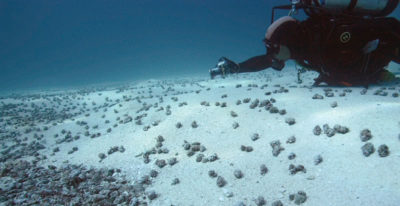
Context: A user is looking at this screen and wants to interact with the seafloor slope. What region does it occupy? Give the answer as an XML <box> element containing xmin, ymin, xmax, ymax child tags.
<box><xmin>0</xmin><ymin>66</ymin><xmax>399</xmax><ymax>206</ymax></box>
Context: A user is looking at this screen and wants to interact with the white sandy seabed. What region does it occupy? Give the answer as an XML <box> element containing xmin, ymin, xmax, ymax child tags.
<box><xmin>1</xmin><ymin>63</ymin><xmax>400</xmax><ymax>206</ymax></box>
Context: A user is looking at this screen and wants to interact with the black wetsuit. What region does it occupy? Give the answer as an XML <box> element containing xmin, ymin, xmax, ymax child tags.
<box><xmin>237</xmin><ymin>16</ymin><xmax>400</xmax><ymax>86</ymax></box>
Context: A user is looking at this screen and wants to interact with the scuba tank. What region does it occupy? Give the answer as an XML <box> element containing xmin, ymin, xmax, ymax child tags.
<box><xmin>271</xmin><ymin>0</ymin><xmax>399</xmax><ymax>23</ymax></box>
<box><xmin>302</xmin><ymin>0</ymin><xmax>399</xmax><ymax>17</ymax></box>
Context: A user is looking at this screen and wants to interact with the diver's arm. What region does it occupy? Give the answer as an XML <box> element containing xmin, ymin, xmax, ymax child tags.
<box><xmin>374</xmin><ymin>17</ymin><xmax>400</xmax><ymax>41</ymax></box>
<box><xmin>373</xmin><ymin>17</ymin><xmax>400</xmax><ymax>63</ymax></box>
<box><xmin>210</xmin><ymin>55</ymin><xmax>285</xmax><ymax>79</ymax></box>
<box><xmin>384</xmin><ymin>18</ymin><xmax>400</xmax><ymax>63</ymax></box>
<box><xmin>238</xmin><ymin>55</ymin><xmax>272</xmax><ymax>73</ymax></box>
<box><xmin>238</xmin><ymin>54</ymin><xmax>284</xmax><ymax>73</ymax></box>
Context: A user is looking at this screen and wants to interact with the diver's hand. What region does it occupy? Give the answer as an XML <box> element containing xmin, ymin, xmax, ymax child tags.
<box><xmin>209</xmin><ymin>66</ymin><xmax>222</xmax><ymax>79</ymax></box>
<box><xmin>209</xmin><ymin>57</ymin><xmax>240</xmax><ymax>79</ymax></box>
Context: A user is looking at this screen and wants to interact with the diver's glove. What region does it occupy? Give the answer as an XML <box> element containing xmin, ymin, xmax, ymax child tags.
<box><xmin>271</xmin><ymin>59</ymin><xmax>285</xmax><ymax>71</ymax></box>
<box><xmin>209</xmin><ymin>57</ymin><xmax>240</xmax><ymax>79</ymax></box>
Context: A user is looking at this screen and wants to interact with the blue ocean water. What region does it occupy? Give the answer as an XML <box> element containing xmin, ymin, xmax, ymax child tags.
<box><xmin>1</xmin><ymin>0</ymin><xmax>399</xmax><ymax>92</ymax></box>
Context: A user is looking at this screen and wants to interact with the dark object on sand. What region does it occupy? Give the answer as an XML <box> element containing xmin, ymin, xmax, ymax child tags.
<box><xmin>314</xmin><ymin>155</ymin><xmax>323</xmax><ymax>165</ymax></box>
<box><xmin>361</xmin><ymin>143</ymin><xmax>375</xmax><ymax>157</ymax></box>
<box><xmin>208</xmin><ymin>170</ymin><xmax>218</xmax><ymax>178</ymax></box>
<box><xmin>360</xmin><ymin>129</ymin><xmax>373</xmax><ymax>142</ymax></box>
<box><xmin>285</xmin><ymin>117</ymin><xmax>296</xmax><ymax>125</ymax></box>
<box><xmin>289</xmin><ymin>191</ymin><xmax>307</xmax><ymax>205</ymax></box>
<box><xmin>378</xmin><ymin>144</ymin><xmax>390</xmax><ymax>157</ymax></box>
<box><xmin>234</xmin><ymin>169</ymin><xmax>244</xmax><ymax>179</ymax></box>
<box><xmin>260</xmin><ymin>164</ymin><xmax>269</xmax><ymax>175</ymax></box>
<box><xmin>313</xmin><ymin>125</ymin><xmax>322</xmax><ymax>136</ymax></box>
<box><xmin>288</xmin><ymin>153</ymin><xmax>296</xmax><ymax>160</ymax></box>
<box><xmin>216</xmin><ymin>176</ymin><xmax>227</xmax><ymax>187</ymax></box>
<box><xmin>270</xmin><ymin>140</ymin><xmax>285</xmax><ymax>156</ymax></box>
<box><xmin>289</xmin><ymin>164</ymin><xmax>306</xmax><ymax>175</ymax></box>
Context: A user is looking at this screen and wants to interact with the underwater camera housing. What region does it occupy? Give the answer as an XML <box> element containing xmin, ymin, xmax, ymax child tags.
<box><xmin>271</xmin><ymin>0</ymin><xmax>399</xmax><ymax>23</ymax></box>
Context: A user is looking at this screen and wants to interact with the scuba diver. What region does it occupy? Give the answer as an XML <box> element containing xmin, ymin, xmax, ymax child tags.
<box><xmin>209</xmin><ymin>0</ymin><xmax>400</xmax><ymax>86</ymax></box>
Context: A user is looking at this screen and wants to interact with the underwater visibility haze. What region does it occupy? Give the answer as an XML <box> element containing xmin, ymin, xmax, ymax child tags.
<box><xmin>2</xmin><ymin>0</ymin><xmax>400</xmax><ymax>92</ymax></box>
<box><xmin>1</xmin><ymin>0</ymin><xmax>290</xmax><ymax>92</ymax></box>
